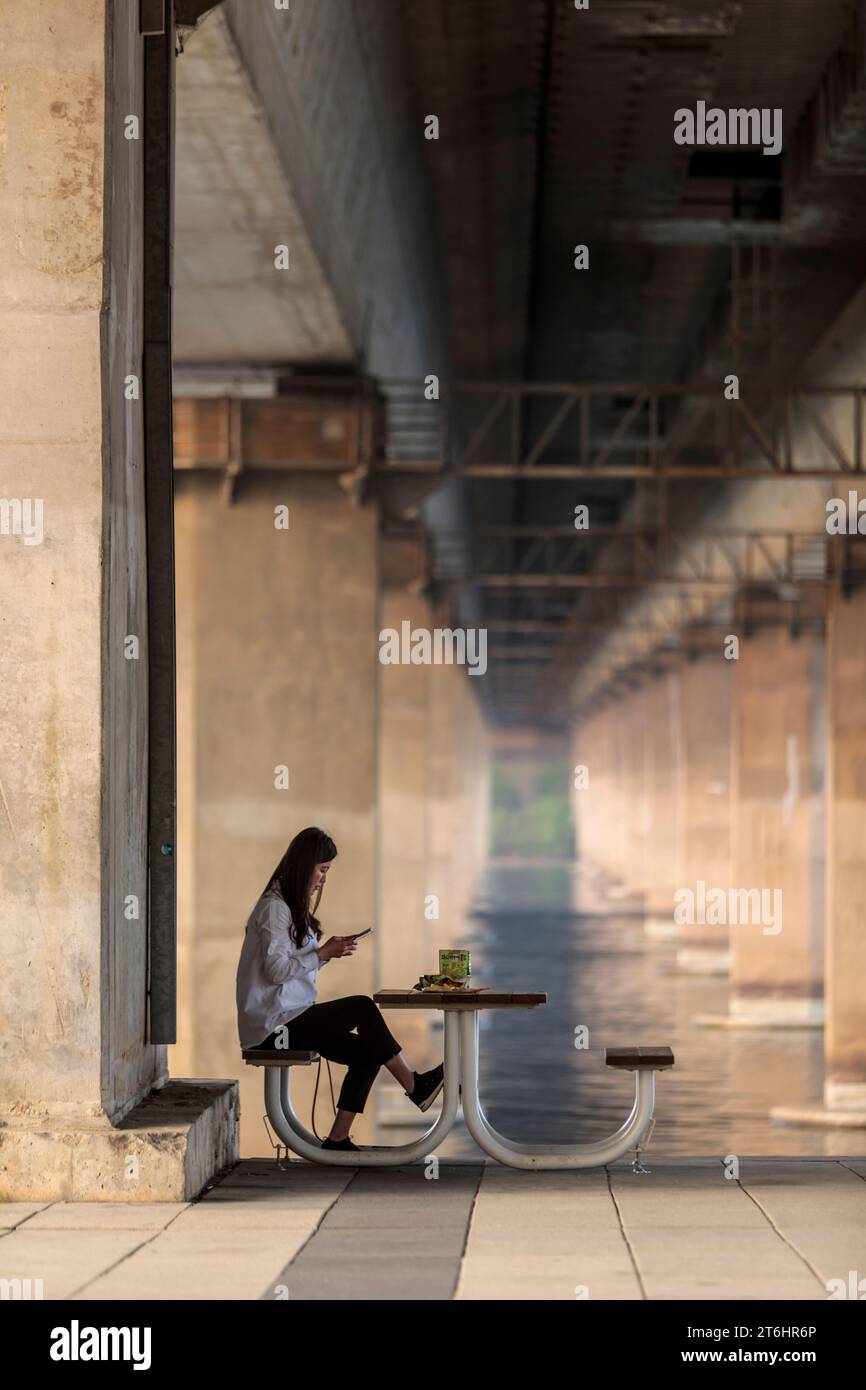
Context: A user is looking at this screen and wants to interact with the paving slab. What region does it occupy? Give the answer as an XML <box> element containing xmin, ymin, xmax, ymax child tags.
<box><xmin>69</xmin><ymin>1167</ymin><xmax>350</xmax><ymax>1300</ymax></box>
<box><xmin>736</xmin><ymin>1160</ymin><xmax>866</xmax><ymax>1289</ymax></box>
<box><xmin>274</xmin><ymin>1164</ymin><xmax>481</xmax><ymax>1299</ymax></box>
<box><xmin>457</xmin><ymin>1163</ymin><xmax>639</xmax><ymax>1301</ymax></box>
<box><xmin>610</xmin><ymin>1164</ymin><xmax>770</xmax><ymax>1228</ymax></box>
<box><xmin>0</xmin><ymin>1228</ymin><xmax>151</xmax><ymax>1300</ymax></box>
<box><xmin>612</xmin><ymin>1160</ymin><xmax>829</xmax><ymax>1299</ymax></box>
<box><xmin>76</xmin><ymin>1228</ymin><xmax>317</xmax><ymax>1301</ymax></box>
<box><xmin>629</xmin><ymin>1219</ymin><xmax>822</xmax><ymax>1299</ymax></box>
<box><xmin>275</xmin><ymin>1255</ymin><xmax>461</xmax><ymax>1300</ymax></box>
<box><xmin>296</xmin><ymin>1223</ymin><xmax>468</xmax><ymax>1259</ymax></box>
<box><xmin>203</xmin><ymin>1174</ymin><xmax>351</xmax><ymax>1204</ymax></box>
<box><xmin>24</xmin><ymin>1203</ymin><xmax>185</xmax><ymax>1232</ymax></box>
<box><xmin>458</xmin><ymin>1253</ymin><xmax>641</xmax><ymax>1301</ymax></box>
<box><xmin>176</xmin><ymin>1200</ymin><xmax>337</xmax><ymax>1230</ymax></box>
<box><xmin>0</xmin><ymin>1202</ymin><xmax>51</xmax><ymax>1230</ymax></box>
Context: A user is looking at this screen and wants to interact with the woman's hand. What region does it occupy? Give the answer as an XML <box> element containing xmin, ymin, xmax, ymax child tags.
<box><xmin>318</xmin><ymin>935</ymin><xmax>358</xmax><ymax>962</ymax></box>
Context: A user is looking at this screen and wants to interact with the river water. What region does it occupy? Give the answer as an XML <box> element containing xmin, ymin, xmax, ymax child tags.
<box><xmin>422</xmin><ymin>862</ymin><xmax>865</xmax><ymax>1159</ymax></box>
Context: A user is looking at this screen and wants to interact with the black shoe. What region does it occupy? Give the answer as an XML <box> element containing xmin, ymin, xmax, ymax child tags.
<box><xmin>321</xmin><ymin>1136</ymin><xmax>360</xmax><ymax>1151</ymax></box>
<box><xmin>409</xmin><ymin>1063</ymin><xmax>444</xmax><ymax>1112</ymax></box>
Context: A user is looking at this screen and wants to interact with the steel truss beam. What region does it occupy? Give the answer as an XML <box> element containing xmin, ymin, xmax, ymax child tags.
<box><xmin>459</xmin><ymin>527</ymin><xmax>830</xmax><ymax>589</ymax></box>
<box><xmin>388</xmin><ymin>381</ymin><xmax>866</xmax><ymax>479</ymax></box>
<box><xmin>174</xmin><ymin>384</ymin><xmax>866</xmax><ymax>483</ymax></box>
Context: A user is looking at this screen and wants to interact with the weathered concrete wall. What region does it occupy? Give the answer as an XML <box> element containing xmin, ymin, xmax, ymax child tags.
<box><xmin>0</xmin><ymin>0</ymin><xmax>160</xmax><ymax>1127</ymax></box>
<box><xmin>172</xmin><ymin>473</ymin><xmax>379</xmax><ymax>1152</ymax></box>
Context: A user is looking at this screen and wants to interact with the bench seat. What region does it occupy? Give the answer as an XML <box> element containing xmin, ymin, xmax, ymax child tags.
<box><xmin>604</xmin><ymin>1046</ymin><xmax>675</xmax><ymax>1070</ymax></box>
<box><xmin>242</xmin><ymin>1048</ymin><xmax>319</xmax><ymax>1067</ymax></box>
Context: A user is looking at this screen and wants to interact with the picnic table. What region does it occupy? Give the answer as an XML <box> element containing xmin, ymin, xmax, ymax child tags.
<box><xmin>244</xmin><ymin>988</ymin><xmax>674</xmax><ymax>1169</ymax></box>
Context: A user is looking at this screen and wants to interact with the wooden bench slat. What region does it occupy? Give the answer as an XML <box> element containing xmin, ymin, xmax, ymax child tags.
<box><xmin>604</xmin><ymin>1046</ymin><xmax>675</xmax><ymax>1069</ymax></box>
<box><xmin>242</xmin><ymin>1049</ymin><xmax>319</xmax><ymax>1067</ymax></box>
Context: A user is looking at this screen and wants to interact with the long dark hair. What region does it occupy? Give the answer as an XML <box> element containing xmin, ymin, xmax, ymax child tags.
<box><xmin>265</xmin><ymin>827</ymin><xmax>337</xmax><ymax>947</ymax></box>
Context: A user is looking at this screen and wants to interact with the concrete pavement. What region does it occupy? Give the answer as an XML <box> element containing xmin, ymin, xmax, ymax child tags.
<box><xmin>2</xmin><ymin>1158</ymin><xmax>864</xmax><ymax>1301</ymax></box>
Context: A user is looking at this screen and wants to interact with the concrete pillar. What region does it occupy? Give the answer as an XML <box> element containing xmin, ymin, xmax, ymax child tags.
<box><xmin>608</xmin><ymin>692</ymin><xmax>644</xmax><ymax>897</ymax></box>
<box><xmin>774</xmin><ymin>570</ymin><xmax>866</xmax><ymax>1126</ymax></box>
<box><xmin>426</xmin><ymin>617</ymin><xmax>489</xmax><ymax>948</ymax></box>
<box><xmin>376</xmin><ymin>584</ymin><xmax>489</xmax><ymax>1130</ymax></box>
<box><xmin>572</xmin><ymin>707</ymin><xmax>611</xmax><ymax>895</ymax></box>
<box><xmin>699</xmin><ymin>627</ymin><xmax>824</xmax><ymax>1028</ymax></box>
<box><xmin>0</xmin><ymin>2</ymin><xmax>236</xmax><ymax>1200</ymax></box>
<box><xmin>640</xmin><ymin>671</ymin><xmax>682</xmax><ymax>938</ymax></box>
<box><xmin>573</xmin><ymin>693</ymin><xmax>649</xmax><ymax>914</ymax></box>
<box><xmin>173</xmin><ymin>473</ymin><xmax>379</xmax><ymax>1152</ymax></box>
<box><xmin>376</xmin><ymin>589</ymin><xmax>436</xmax><ymax>1075</ymax></box>
<box><xmin>572</xmin><ymin>708</ymin><xmax>611</xmax><ymax>908</ymax></box>
<box><xmin>625</xmin><ymin>688</ymin><xmax>653</xmax><ymax>908</ymax></box>
<box><xmin>824</xmin><ymin>580</ymin><xmax>866</xmax><ymax>1109</ymax></box>
<box><xmin>675</xmin><ymin>656</ymin><xmax>733</xmax><ymax>975</ymax></box>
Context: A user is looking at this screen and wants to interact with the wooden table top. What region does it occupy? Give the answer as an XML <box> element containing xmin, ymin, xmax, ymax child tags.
<box><xmin>374</xmin><ymin>989</ymin><xmax>547</xmax><ymax>1009</ymax></box>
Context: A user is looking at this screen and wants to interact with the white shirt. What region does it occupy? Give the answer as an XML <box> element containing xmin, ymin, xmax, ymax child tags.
<box><xmin>235</xmin><ymin>880</ymin><xmax>328</xmax><ymax>1049</ymax></box>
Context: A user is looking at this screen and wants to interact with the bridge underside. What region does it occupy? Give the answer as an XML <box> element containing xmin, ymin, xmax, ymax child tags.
<box><xmin>3</xmin><ymin>0</ymin><xmax>866</xmax><ymax>1198</ymax></box>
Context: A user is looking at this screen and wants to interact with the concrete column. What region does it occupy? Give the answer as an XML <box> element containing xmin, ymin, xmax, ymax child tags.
<box><xmin>774</xmin><ymin>571</ymin><xmax>866</xmax><ymax>1126</ymax></box>
<box><xmin>587</xmin><ymin>707</ymin><xmax>614</xmax><ymax>896</ymax></box>
<box><xmin>625</xmin><ymin>687</ymin><xmax>653</xmax><ymax>908</ymax></box>
<box><xmin>426</xmin><ymin>621</ymin><xmax>489</xmax><ymax>948</ymax></box>
<box><xmin>609</xmin><ymin>692</ymin><xmax>643</xmax><ymax>897</ymax></box>
<box><xmin>640</xmin><ymin>672</ymin><xmax>682</xmax><ymax>938</ymax></box>
<box><xmin>0</xmin><ymin>2</ymin><xmax>236</xmax><ymax>1200</ymax></box>
<box><xmin>574</xmin><ymin>693</ymin><xmax>650</xmax><ymax>914</ymax></box>
<box><xmin>376</xmin><ymin>589</ymin><xmax>436</xmax><ymax>1075</ymax></box>
<box><xmin>613</xmin><ymin>695</ymin><xmax>633</xmax><ymax>893</ymax></box>
<box><xmin>173</xmin><ymin>473</ymin><xmax>379</xmax><ymax>1152</ymax></box>
<box><xmin>572</xmin><ymin>708</ymin><xmax>613</xmax><ymax>908</ymax></box>
<box><xmin>375</xmin><ymin>585</ymin><xmax>489</xmax><ymax>1130</ymax></box>
<box><xmin>699</xmin><ymin>627</ymin><xmax>824</xmax><ymax>1028</ymax></box>
<box><xmin>824</xmin><ymin>580</ymin><xmax>866</xmax><ymax>1109</ymax></box>
<box><xmin>675</xmin><ymin>656</ymin><xmax>733</xmax><ymax>975</ymax></box>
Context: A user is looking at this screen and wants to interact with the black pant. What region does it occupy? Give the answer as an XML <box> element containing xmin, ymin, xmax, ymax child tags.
<box><xmin>260</xmin><ymin>995</ymin><xmax>403</xmax><ymax>1114</ymax></box>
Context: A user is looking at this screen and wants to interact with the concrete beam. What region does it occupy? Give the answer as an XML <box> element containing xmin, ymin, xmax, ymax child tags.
<box><xmin>220</xmin><ymin>0</ymin><xmax>448</xmax><ymax>379</ymax></box>
<box><xmin>174</xmin><ymin>10</ymin><xmax>354</xmax><ymax>365</ymax></box>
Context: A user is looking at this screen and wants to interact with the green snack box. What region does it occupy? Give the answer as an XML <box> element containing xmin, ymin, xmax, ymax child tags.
<box><xmin>438</xmin><ymin>949</ymin><xmax>471</xmax><ymax>982</ymax></box>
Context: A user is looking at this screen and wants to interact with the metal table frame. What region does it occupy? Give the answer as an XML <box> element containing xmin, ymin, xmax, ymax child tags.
<box><xmin>257</xmin><ymin>996</ymin><xmax>664</xmax><ymax>1170</ymax></box>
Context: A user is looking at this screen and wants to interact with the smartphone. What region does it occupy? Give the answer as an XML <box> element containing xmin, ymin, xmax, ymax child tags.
<box><xmin>347</xmin><ymin>928</ymin><xmax>373</xmax><ymax>940</ymax></box>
